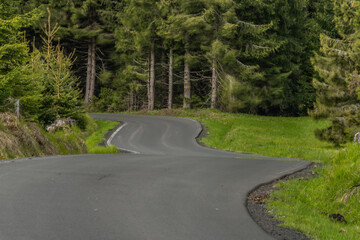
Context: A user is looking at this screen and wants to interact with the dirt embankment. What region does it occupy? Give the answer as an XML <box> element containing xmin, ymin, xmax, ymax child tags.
<box><xmin>0</xmin><ymin>113</ymin><xmax>86</xmax><ymax>160</ymax></box>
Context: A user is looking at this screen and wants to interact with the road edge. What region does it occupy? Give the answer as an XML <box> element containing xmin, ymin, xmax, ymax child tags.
<box><xmin>192</xmin><ymin>117</ymin><xmax>313</xmax><ymax>240</ymax></box>
<box><xmin>246</xmin><ymin>163</ymin><xmax>316</xmax><ymax>240</ymax></box>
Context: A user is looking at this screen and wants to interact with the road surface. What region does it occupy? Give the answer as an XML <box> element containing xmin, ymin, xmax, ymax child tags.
<box><xmin>0</xmin><ymin>114</ymin><xmax>308</xmax><ymax>240</ymax></box>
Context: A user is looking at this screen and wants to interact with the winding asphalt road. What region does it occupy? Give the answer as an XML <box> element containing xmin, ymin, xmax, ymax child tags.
<box><xmin>0</xmin><ymin>114</ymin><xmax>308</xmax><ymax>240</ymax></box>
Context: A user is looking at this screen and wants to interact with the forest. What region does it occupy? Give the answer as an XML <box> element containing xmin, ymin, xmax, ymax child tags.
<box><xmin>1</xmin><ymin>0</ymin><xmax>360</xmax><ymax>145</ymax></box>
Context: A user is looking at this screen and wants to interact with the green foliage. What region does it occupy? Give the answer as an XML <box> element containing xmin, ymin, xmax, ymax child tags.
<box><xmin>311</xmin><ymin>0</ymin><xmax>360</xmax><ymax>145</ymax></box>
<box><xmin>29</xmin><ymin>11</ymin><xmax>85</xmax><ymax>126</ymax></box>
<box><xmin>0</xmin><ymin>8</ymin><xmax>41</xmax><ymax>108</ymax></box>
<box><xmin>142</xmin><ymin>108</ymin><xmax>337</xmax><ymax>162</ymax></box>
<box><xmin>1</xmin><ymin>0</ymin><xmax>355</xmax><ymax>119</ymax></box>
<box><xmin>85</xmin><ymin>120</ymin><xmax>119</xmax><ymax>154</ymax></box>
<box><xmin>268</xmin><ymin>143</ymin><xmax>360</xmax><ymax>239</ymax></box>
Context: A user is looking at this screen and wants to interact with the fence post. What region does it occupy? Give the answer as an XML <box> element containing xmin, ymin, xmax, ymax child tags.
<box><xmin>15</xmin><ymin>99</ymin><xmax>20</xmax><ymax>119</ymax></box>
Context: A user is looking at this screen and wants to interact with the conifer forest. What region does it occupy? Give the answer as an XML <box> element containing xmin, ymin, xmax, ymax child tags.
<box><xmin>1</xmin><ymin>0</ymin><xmax>360</xmax><ymax>145</ymax></box>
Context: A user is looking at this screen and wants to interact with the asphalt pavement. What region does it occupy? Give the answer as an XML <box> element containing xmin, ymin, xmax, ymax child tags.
<box><xmin>0</xmin><ymin>114</ymin><xmax>309</xmax><ymax>240</ymax></box>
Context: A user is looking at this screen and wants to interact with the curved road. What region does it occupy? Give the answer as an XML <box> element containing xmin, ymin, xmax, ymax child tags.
<box><xmin>0</xmin><ymin>114</ymin><xmax>308</xmax><ymax>240</ymax></box>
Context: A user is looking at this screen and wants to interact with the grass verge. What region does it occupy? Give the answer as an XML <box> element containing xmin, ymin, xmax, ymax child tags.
<box><xmin>140</xmin><ymin>108</ymin><xmax>337</xmax><ymax>162</ymax></box>
<box><xmin>85</xmin><ymin>120</ymin><xmax>119</xmax><ymax>154</ymax></box>
<box><xmin>267</xmin><ymin>144</ymin><xmax>360</xmax><ymax>239</ymax></box>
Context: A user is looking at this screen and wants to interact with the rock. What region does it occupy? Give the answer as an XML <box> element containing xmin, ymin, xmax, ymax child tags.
<box><xmin>329</xmin><ymin>213</ymin><xmax>347</xmax><ymax>224</ymax></box>
<box><xmin>46</xmin><ymin>118</ymin><xmax>76</xmax><ymax>133</ymax></box>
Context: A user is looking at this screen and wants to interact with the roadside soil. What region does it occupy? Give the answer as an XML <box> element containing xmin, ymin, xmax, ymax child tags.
<box><xmin>247</xmin><ymin>163</ymin><xmax>318</xmax><ymax>240</ymax></box>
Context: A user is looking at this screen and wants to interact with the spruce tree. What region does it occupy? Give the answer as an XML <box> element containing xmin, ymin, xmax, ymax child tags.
<box><xmin>46</xmin><ymin>0</ymin><xmax>120</xmax><ymax>106</ymax></box>
<box><xmin>117</xmin><ymin>0</ymin><xmax>161</xmax><ymax>110</ymax></box>
<box><xmin>160</xmin><ymin>0</ymin><xmax>211</xmax><ymax>109</ymax></box>
<box><xmin>0</xmin><ymin>4</ymin><xmax>41</xmax><ymax>111</ymax></box>
<box><xmin>311</xmin><ymin>0</ymin><xmax>360</xmax><ymax>145</ymax></box>
<box><xmin>213</xmin><ymin>0</ymin><xmax>277</xmax><ymax>113</ymax></box>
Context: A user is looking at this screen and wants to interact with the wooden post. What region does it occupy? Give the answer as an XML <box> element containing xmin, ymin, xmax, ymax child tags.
<box><xmin>15</xmin><ymin>99</ymin><xmax>20</xmax><ymax>119</ymax></box>
<box><xmin>211</xmin><ymin>57</ymin><xmax>217</xmax><ymax>109</ymax></box>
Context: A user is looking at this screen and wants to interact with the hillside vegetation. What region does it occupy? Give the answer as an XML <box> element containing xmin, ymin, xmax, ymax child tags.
<box><xmin>0</xmin><ymin>113</ymin><xmax>118</xmax><ymax>160</ymax></box>
<box><xmin>0</xmin><ymin>113</ymin><xmax>87</xmax><ymax>159</ymax></box>
<box><xmin>268</xmin><ymin>144</ymin><xmax>360</xmax><ymax>239</ymax></box>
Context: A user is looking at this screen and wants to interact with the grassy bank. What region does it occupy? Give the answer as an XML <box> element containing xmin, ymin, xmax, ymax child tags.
<box><xmin>0</xmin><ymin>113</ymin><xmax>119</xmax><ymax>160</ymax></box>
<box><xmin>85</xmin><ymin>120</ymin><xmax>119</xmax><ymax>154</ymax></box>
<box><xmin>139</xmin><ymin>108</ymin><xmax>359</xmax><ymax>239</ymax></box>
<box><xmin>142</xmin><ymin>108</ymin><xmax>336</xmax><ymax>162</ymax></box>
<box><xmin>268</xmin><ymin>144</ymin><xmax>360</xmax><ymax>239</ymax></box>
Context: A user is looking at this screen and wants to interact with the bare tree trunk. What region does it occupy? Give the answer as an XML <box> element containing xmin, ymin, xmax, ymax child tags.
<box><xmin>129</xmin><ymin>88</ymin><xmax>134</xmax><ymax>111</ymax></box>
<box><xmin>211</xmin><ymin>57</ymin><xmax>217</xmax><ymax>109</ymax></box>
<box><xmin>85</xmin><ymin>40</ymin><xmax>92</xmax><ymax>105</ymax></box>
<box><xmin>168</xmin><ymin>48</ymin><xmax>173</xmax><ymax>110</ymax></box>
<box><xmin>148</xmin><ymin>42</ymin><xmax>155</xmax><ymax>110</ymax></box>
<box><xmin>147</xmin><ymin>64</ymin><xmax>150</xmax><ymax>109</ymax></box>
<box><xmin>183</xmin><ymin>34</ymin><xmax>191</xmax><ymax>109</ymax></box>
<box><xmin>161</xmin><ymin>48</ymin><xmax>166</xmax><ymax>85</ymax></box>
<box><xmin>89</xmin><ymin>37</ymin><xmax>96</xmax><ymax>102</ymax></box>
<box><xmin>85</xmin><ymin>37</ymin><xmax>96</xmax><ymax>105</ymax></box>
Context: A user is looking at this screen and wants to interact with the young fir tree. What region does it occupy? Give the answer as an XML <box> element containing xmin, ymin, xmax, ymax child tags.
<box><xmin>46</xmin><ymin>0</ymin><xmax>120</xmax><ymax>106</ymax></box>
<box><xmin>36</xmin><ymin>10</ymin><xmax>84</xmax><ymax>126</ymax></box>
<box><xmin>311</xmin><ymin>0</ymin><xmax>360</xmax><ymax>145</ymax></box>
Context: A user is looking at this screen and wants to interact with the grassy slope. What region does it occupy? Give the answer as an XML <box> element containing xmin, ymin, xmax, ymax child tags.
<box><xmin>0</xmin><ymin>113</ymin><xmax>119</xmax><ymax>160</ymax></box>
<box><xmin>85</xmin><ymin>120</ymin><xmax>119</xmax><ymax>154</ymax></box>
<box><xmin>141</xmin><ymin>109</ymin><xmax>359</xmax><ymax>240</ymax></box>
<box><xmin>144</xmin><ymin>109</ymin><xmax>336</xmax><ymax>162</ymax></box>
<box><xmin>268</xmin><ymin>144</ymin><xmax>360</xmax><ymax>239</ymax></box>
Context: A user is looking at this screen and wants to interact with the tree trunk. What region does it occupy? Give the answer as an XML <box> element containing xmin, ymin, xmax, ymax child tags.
<box><xmin>85</xmin><ymin>37</ymin><xmax>96</xmax><ymax>105</ymax></box>
<box><xmin>161</xmin><ymin>48</ymin><xmax>166</xmax><ymax>85</ymax></box>
<box><xmin>89</xmin><ymin>37</ymin><xmax>96</xmax><ymax>102</ymax></box>
<box><xmin>211</xmin><ymin>57</ymin><xmax>217</xmax><ymax>109</ymax></box>
<box><xmin>168</xmin><ymin>48</ymin><xmax>173</xmax><ymax>110</ymax></box>
<box><xmin>148</xmin><ymin>42</ymin><xmax>155</xmax><ymax>110</ymax></box>
<box><xmin>85</xmin><ymin>40</ymin><xmax>92</xmax><ymax>105</ymax></box>
<box><xmin>129</xmin><ymin>88</ymin><xmax>134</xmax><ymax>111</ymax></box>
<box><xmin>183</xmin><ymin>34</ymin><xmax>191</xmax><ymax>109</ymax></box>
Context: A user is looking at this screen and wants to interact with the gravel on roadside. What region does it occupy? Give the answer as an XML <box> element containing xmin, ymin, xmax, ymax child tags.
<box><xmin>246</xmin><ymin>163</ymin><xmax>319</xmax><ymax>240</ymax></box>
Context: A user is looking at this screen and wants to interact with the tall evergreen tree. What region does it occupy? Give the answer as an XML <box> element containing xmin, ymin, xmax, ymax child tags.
<box><xmin>117</xmin><ymin>0</ymin><xmax>161</xmax><ymax>110</ymax></box>
<box><xmin>213</xmin><ymin>0</ymin><xmax>278</xmax><ymax>113</ymax></box>
<box><xmin>0</xmin><ymin>3</ymin><xmax>41</xmax><ymax>111</ymax></box>
<box><xmin>202</xmin><ymin>0</ymin><xmax>234</xmax><ymax>109</ymax></box>
<box><xmin>311</xmin><ymin>0</ymin><xmax>360</xmax><ymax>145</ymax></box>
<box><xmin>47</xmin><ymin>0</ymin><xmax>120</xmax><ymax>105</ymax></box>
<box><xmin>161</xmin><ymin>0</ymin><xmax>211</xmax><ymax>109</ymax></box>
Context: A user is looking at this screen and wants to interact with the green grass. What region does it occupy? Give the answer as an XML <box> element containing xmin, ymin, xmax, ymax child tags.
<box><xmin>142</xmin><ymin>108</ymin><xmax>337</xmax><ymax>162</ymax></box>
<box><xmin>135</xmin><ymin>108</ymin><xmax>360</xmax><ymax>239</ymax></box>
<box><xmin>45</xmin><ymin>125</ymin><xmax>88</xmax><ymax>155</ymax></box>
<box><xmin>85</xmin><ymin>120</ymin><xmax>119</xmax><ymax>154</ymax></box>
<box><xmin>267</xmin><ymin>144</ymin><xmax>360</xmax><ymax>239</ymax></box>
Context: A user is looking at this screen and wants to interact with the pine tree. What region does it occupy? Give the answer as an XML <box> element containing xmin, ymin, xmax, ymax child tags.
<box><xmin>0</xmin><ymin>3</ymin><xmax>40</xmax><ymax>111</ymax></box>
<box><xmin>213</xmin><ymin>0</ymin><xmax>277</xmax><ymax>113</ymax></box>
<box><xmin>117</xmin><ymin>0</ymin><xmax>161</xmax><ymax>110</ymax></box>
<box><xmin>202</xmin><ymin>0</ymin><xmax>234</xmax><ymax>109</ymax></box>
<box><xmin>46</xmin><ymin>0</ymin><xmax>121</xmax><ymax>106</ymax></box>
<box><xmin>36</xmin><ymin>9</ymin><xmax>84</xmax><ymax>126</ymax></box>
<box><xmin>160</xmin><ymin>0</ymin><xmax>211</xmax><ymax>109</ymax></box>
<box><xmin>311</xmin><ymin>0</ymin><xmax>360</xmax><ymax>145</ymax></box>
